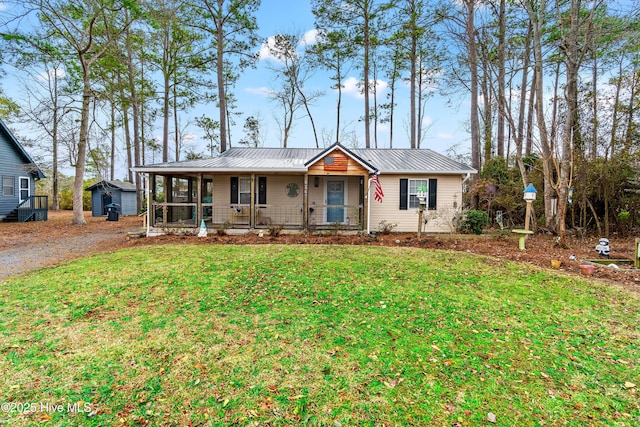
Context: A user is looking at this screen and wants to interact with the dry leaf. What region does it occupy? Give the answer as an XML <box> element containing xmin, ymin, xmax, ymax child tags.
<box><xmin>487</xmin><ymin>412</ymin><xmax>497</xmax><ymax>423</ymax></box>
<box><xmin>624</xmin><ymin>382</ymin><xmax>636</xmax><ymax>389</ymax></box>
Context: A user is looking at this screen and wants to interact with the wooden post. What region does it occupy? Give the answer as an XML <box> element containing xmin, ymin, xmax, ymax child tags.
<box><xmin>524</xmin><ymin>200</ymin><xmax>532</xmax><ymax>231</ymax></box>
<box><xmin>196</xmin><ymin>174</ymin><xmax>202</xmax><ymax>226</ymax></box>
<box><xmin>250</xmin><ymin>174</ymin><xmax>255</xmax><ymax>229</ymax></box>
<box><xmin>635</xmin><ymin>238</ymin><xmax>640</xmax><ymax>269</ymax></box>
<box><xmin>303</xmin><ymin>174</ymin><xmax>309</xmax><ymax>231</ymax></box>
<box><xmin>417</xmin><ymin>208</ymin><xmax>423</xmax><ymax>238</ymax></box>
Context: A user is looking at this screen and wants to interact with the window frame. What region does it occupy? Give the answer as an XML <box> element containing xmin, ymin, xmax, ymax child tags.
<box><xmin>408</xmin><ymin>179</ymin><xmax>429</xmax><ymax>209</ymax></box>
<box><xmin>238</xmin><ymin>177</ymin><xmax>251</xmax><ymax>205</ymax></box>
<box><xmin>2</xmin><ymin>176</ymin><xmax>14</xmax><ymax>197</ymax></box>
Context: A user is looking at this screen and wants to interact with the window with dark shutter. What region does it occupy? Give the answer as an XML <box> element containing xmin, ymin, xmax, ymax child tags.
<box><xmin>399</xmin><ymin>179</ymin><xmax>408</xmax><ymax>210</ymax></box>
<box><xmin>258</xmin><ymin>177</ymin><xmax>267</xmax><ymax>204</ymax></box>
<box><xmin>230</xmin><ymin>177</ymin><xmax>238</xmax><ymax>204</ymax></box>
<box><xmin>428</xmin><ymin>179</ymin><xmax>437</xmax><ymax>210</ymax></box>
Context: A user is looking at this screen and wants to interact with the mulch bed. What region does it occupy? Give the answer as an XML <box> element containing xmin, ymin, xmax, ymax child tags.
<box><xmin>2</xmin><ymin>211</ymin><xmax>638</xmax><ymax>293</ymax></box>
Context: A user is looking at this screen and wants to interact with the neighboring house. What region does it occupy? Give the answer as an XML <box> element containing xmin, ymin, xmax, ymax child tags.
<box><xmin>86</xmin><ymin>180</ymin><xmax>138</xmax><ymax>216</ymax></box>
<box><xmin>132</xmin><ymin>143</ymin><xmax>476</xmax><ymax>235</ymax></box>
<box><xmin>0</xmin><ymin>119</ymin><xmax>47</xmax><ymax>222</ymax></box>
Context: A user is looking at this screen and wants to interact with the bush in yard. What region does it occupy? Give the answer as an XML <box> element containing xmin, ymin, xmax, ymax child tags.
<box><xmin>459</xmin><ymin>210</ymin><xmax>489</xmax><ymax>235</ymax></box>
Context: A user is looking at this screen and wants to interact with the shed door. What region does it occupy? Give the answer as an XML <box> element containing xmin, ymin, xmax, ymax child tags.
<box><xmin>102</xmin><ymin>193</ymin><xmax>113</xmax><ymax>215</ymax></box>
<box><xmin>19</xmin><ymin>177</ymin><xmax>30</xmax><ymax>204</ymax></box>
<box><xmin>326</xmin><ymin>180</ymin><xmax>344</xmax><ymax>223</ymax></box>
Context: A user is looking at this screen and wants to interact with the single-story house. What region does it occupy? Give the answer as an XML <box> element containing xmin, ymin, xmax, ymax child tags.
<box><xmin>0</xmin><ymin>119</ymin><xmax>47</xmax><ymax>222</ymax></box>
<box><xmin>86</xmin><ymin>180</ymin><xmax>138</xmax><ymax>216</ymax></box>
<box><xmin>131</xmin><ymin>143</ymin><xmax>476</xmax><ymax>235</ymax></box>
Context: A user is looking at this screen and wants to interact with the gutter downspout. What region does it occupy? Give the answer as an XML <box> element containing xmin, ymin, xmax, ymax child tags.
<box><xmin>462</xmin><ymin>172</ymin><xmax>471</xmax><ymax>186</ymax></box>
<box><xmin>366</xmin><ymin>177</ymin><xmax>372</xmax><ymax>234</ymax></box>
<box><xmin>146</xmin><ymin>178</ymin><xmax>150</xmax><ymax>237</ymax></box>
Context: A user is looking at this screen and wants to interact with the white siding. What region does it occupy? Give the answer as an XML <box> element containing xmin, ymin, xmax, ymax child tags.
<box><xmin>369</xmin><ymin>175</ymin><xmax>463</xmax><ymax>233</ymax></box>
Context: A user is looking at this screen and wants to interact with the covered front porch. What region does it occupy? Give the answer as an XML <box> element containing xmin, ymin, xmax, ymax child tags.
<box><xmin>146</xmin><ymin>172</ymin><xmax>367</xmax><ymax>233</ymax></box>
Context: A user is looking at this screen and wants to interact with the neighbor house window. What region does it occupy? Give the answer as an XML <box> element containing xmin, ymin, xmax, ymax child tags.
<box><xmin>408</xmin><ymin>179</ymin><xmax>429</xmax><ymax>209</ymax></box>
<box><xmin>2</xmin><ymin>176</ymin><xmax>14</xmax><ymax>196</ymax></box>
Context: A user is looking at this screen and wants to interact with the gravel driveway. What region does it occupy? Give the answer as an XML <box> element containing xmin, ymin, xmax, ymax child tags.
<box><xmin>0</xmin><ymin>211</ymin><xmax>140</xmax><ymax>281</ymax></box>
<box><xmin>0</xmin><ymin>231</ymin><xmax>130</xmax><ymax>280</ymax></box>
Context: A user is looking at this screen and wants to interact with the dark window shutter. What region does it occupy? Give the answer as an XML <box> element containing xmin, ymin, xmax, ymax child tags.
<box><xmin>399</xmin><ymin>179</ymin><xmax>408</xmax><ymax>210</ymax></box>
<box><xmin>258</xmin><ymin>176</ymin><xmax>267</xmax><ymax>204</ymax></box>
<box><xmin>230</xmin><ymin>177</ymin><xmax>238</xmax><ymax>204</ymax></box>
<box><xmin>428</xmin><ymin>179</ymin><xmax>437</xmax><ymax>210</ymax></box>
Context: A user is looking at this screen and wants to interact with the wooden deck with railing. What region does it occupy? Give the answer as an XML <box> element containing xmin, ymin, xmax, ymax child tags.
<box><xmin>3</xmin><ymin>195</ymin><xmax>49</xmax><ymax>222</ymax></box>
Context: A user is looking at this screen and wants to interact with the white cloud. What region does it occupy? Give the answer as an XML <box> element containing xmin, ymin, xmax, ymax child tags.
<box><xmin>181</xmin><ymin>132</ymin><xmax>197</xmax><ymax>143</ymax></box>
<box><xmin>259</xmin><ymin>36</ymin><xmax>279</xmax><ymax>61</ymax></box>
<box><xmin>299</xmin><ymin>29</ymin><xmax>319</xmax><ymax>47</ymax></box>
<box><xmin>260</xmin><ymin>30</ymin><xmax>319</xmax><ymax>62</ymax></box>
<box><xmin>38</xmin><ymin>68</ymin><xmax>66</xmax><ymax>81</ymax></box>
<box><xmin>246</xmin><ymin>86</ymin><xmax>274</xmax><ymax>97</ymax></box>
<box><xmin>342</xmin><ymin>76</ymin><xmax>388</xmax><ymax>99</ymax></box>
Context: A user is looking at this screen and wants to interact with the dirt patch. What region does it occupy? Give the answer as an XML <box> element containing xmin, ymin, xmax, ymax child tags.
<box><xmin>1</xmin><ymin>211</ymin><xmax>638</xmax><ymax>294</ymax></box>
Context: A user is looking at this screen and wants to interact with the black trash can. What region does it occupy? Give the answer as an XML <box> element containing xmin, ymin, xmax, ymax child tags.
<box><xmin>105</xmin><ymin>203</ymin><xmax>120</xmax><ymax>221</ymax></box>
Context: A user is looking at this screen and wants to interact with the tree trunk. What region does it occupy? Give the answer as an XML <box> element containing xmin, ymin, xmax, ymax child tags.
<box><xmin>481</xmin><ymin>48</ymin><xmax>492</xmax><ymax>162</ymax></box>
<box><xmin>409</xmin><ymin>0</ymin><xmax>417</xmax><ymax>149</ymax></box>
<box><xmin>72</xmin><ymin>63</ymin><xmax>91</xmax><ymax>225</ymax></box>
<box><xmin>110</xmin><ymin>100</ymin><xmax>116</xmax><ymax>180</ymax></box>
<box><xmin>466</xmin><ymin>0</ymin><xmax>481</xmax><ymax>175</ymax></box>
<box><xmin>125</xmin><ymin>25</ymin><xmax>142</xmax><ymax>213</ymax></box>
<box><xmin>515</xmin><ymin>23</ymin><xmax>532</xmax><ymax>183</ymax></box>
<box><xmin>363</xmin><ymin>9</ymin><xmax>371</xmax><ymax>148</ymax></box>
<box><xmin>557</xmin><ymin>0</ymin><xmax>581</xmax><ymax>246</ymax></box>
<box><xmin>216</xmin><ymin>0</ymin><xmax>227</xmax><ymax>153</ymax></box>
<box><xmin>496</xmin><ymin>0</ymin><xmax>506</xmax><ymax>158</ymax></box>
<box><xmin>51</xmin><ymin>89</ymin><xmax>59</xmax><ymax>211</ymax></box>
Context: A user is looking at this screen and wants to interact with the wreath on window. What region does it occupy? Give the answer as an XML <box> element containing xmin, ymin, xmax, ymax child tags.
<box><xmin>286</xmin><ymin>183</ymin><xmax>299</xmax><ymax>198</ymax></box>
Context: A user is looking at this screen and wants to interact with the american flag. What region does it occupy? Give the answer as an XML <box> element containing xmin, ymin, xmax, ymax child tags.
<box><xmin>372</xmin><ymin>173</ymin><xmax>384</xmax><ymax>202</ymax></box>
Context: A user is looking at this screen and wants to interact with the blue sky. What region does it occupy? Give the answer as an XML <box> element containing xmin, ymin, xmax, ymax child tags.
<box><xmin>1</xmin><ymin>0</ymin><xmax>471</xmax><ymax>175</ymax></box>
<box><xmin>214</xmin><ymin>0</ymin><xmax>469</xmax><ymax>155</ymax></box>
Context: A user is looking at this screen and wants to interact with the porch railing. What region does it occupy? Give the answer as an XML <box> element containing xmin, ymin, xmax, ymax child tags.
<box><xmin>308</xmin><ymin>204</ymin><xmax>364</xmax><ymax>229</ymax></box>
<box><xmin>17</xmin><ymin>195</ymin><xmax>49</xmax><ymax>222</ymax></box>
<box><xmin>150</xmin><ymin>202</ymin><xmax>362</xmax><ymax>230</ymax></box>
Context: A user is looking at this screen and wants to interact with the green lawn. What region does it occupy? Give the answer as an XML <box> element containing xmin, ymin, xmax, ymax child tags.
<box><xmin>1</xmin><ymin>245</ymin><xmax>638</xmax><ymax>426</ymax></box>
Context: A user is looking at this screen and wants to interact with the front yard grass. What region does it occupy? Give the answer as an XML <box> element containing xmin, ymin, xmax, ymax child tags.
<box><xmin>0</xmin><ymin>245</ymin><xmax>638</xmax><ymax>426</ymax></box>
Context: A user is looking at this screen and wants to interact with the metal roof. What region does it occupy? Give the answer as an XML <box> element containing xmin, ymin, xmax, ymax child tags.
<box><xmin>85</xmin><ymin>180</ymin><xmax>137</xmax><ymax>191</ymax></box>
<box><xmin>132</xmin><ymin>146</ymin><xmax>476</xmax><ymax>175</ymax></box>
<box><xmin>351</xmin><ymin>148</ymin><xmax>476</xmax><ymax>174</ymax></box>
<box><xmin>0</xmin><ymin>119</ymin><xmax>46</xmax><ymax>179</ymax></box>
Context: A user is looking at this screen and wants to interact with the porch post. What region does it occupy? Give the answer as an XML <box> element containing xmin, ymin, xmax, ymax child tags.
<box><xmin>164</xmin><ymin>176</ymin><xmax>171</xmax><ymax>224</ymax></box>
<box><xmin>196</xmin><ymin>174</ymin><xmax>202</xmax><ymax>226</ymax></box>
<box><xmin>147</xmin><ymin>173</ymin><xmax>153</xmax><ymax>234</ymax></box>
<box><xmin>250</xmin><ymin>173</ymin><xmax>255</xmax><ymax>229</ymax></box>
<box><xmin>303</xmin><ymin>174</ymin><xmax>309</xmax><ymax>231</ymax></box>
